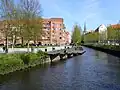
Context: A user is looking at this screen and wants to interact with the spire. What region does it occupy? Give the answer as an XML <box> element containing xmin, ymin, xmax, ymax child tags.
<box><xmin>84</xmin><ymin>22</ymin><xmax>86</xmax><ymax>31</ymax></box>
<box><xmin>83</xmin><ymin>22</ymin><xmax>86</xmax><ymax>34</ymax></box>
<box><xmin>118</xmin><ymin>20</ymin><xmax>120</xmax><ymax>24</ymax></box>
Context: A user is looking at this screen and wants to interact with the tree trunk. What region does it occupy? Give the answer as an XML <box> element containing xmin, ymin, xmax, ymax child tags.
<box><xmin>5</xmin><ymin>36</ymin><xmax>8</xmax><ymax>53</ymax></box>
<box><xmin>21</xmin><ymin>37</ymin><xmax>23</xmax><ymax>46</ymax></box>
<box><xmin>15</xmin><ymin>35</ymin><xmax>17</xmax><ymax>45</ymax></box>
<box><xmin>12</xmin><ymin>35</ymin><xmax>15</xmax><ymax>49</ymax></box>
<box><xmin>27</xmin><ymin>41</ymin><xmax>30</xmax><ymax>52</ymax></box>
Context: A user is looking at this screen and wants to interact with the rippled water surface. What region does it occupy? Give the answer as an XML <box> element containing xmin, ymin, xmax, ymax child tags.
<box><xmin>0</xmin><ymin>47</ymin><xmax>120</xmax><ymax>90</ymax></box>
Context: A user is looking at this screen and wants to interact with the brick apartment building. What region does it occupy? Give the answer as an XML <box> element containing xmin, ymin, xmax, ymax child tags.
<box><xmin>0</xmin><ymin>18</ymin><xmax>71</xmax><ymax>45</ymax></box>
<box><xmin>41</xmin><ymin>18</ymin><xmax>70</xmax><ymax>45</ymax></box>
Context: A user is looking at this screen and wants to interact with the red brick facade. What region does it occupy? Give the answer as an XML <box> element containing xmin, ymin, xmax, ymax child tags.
<box><xmin>0</xmin><ymin>18</ymin><xmax>70</xmax><ymax>45</ymax></box>
<box><xmin>41</xmin><ymin>18</ymin><xmax>70</xmax><ymax>45</ymax></box>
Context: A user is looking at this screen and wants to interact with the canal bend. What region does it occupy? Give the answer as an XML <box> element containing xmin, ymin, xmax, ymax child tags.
<box><xmin>0</xmin><ymin>47</ymin><xmax>120</xmax><ymax>90</ymax></box>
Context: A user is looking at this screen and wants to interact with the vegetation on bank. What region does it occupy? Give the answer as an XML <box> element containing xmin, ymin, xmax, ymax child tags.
<box><xmin>0</xmin><ymin>51</ymin><xmax>48</xmax><ymax>75</ymax></box>
<box><xmin>84</xmin><ymin>43</ymin><xmax>120</xmax><ymax>51</ymax></box>
<box><xmin>72</xmin><ymin>24</ymin><xmax>82</xmax><ymax>45</ymax></box>
<box><xmin>83</xmin><ymin>24</ymin><xmax>120</xmax><ymax>44</ymax></box>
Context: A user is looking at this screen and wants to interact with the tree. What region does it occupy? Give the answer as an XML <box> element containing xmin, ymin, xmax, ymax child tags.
<box><xmin>107</xmin><ymin>25</ymin><xmax>116</xmax><ymax>45</ymax></box>
<box><xmin>81</xmin><ymin>34</ymin><xmax>84</xmax><ymax>43</ymax></box>
<box><xmin>84</xmin><ymin>31</ymin><xmax>99</xmax><ymax>44</ymax></box>
<box><xmin>30</xmin><ymin>18</ymin><xmax>43</xmax><ymax>45</ymax></box>
<box><xmin>18</xmin><ymin>0</ymin><xmax>43</xmax><ymax>52</ymax></box>
<box><xmin>0</xmin><ymin>0</ymin><xmax>16</xmax><ymax>53</ymax></box>
<box><xmin>0</xmin><ymin>0</ymin><xmax>43</xmax><ymax>52</ymax></box>
<box><xmin>72</xmin><ymin>25</ymin><xmax>81</xmax><ymax>45</ymax></box>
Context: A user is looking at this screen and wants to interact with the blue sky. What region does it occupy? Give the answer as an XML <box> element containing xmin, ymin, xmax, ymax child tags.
<box><xmin>40</xmin><ymin>0</ymin><xmax>120</xmax><ymax>31</ymax></box>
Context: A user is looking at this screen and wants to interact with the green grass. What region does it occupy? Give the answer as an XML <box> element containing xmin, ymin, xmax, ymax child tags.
<box><xmin>0</xmin><ymin>51</ymin><xmax>48</xmax><ymax>75</ymax></box>
<box><xmin>84</xmin><ymin>43</ymin><xmax>120</xmax><ymax>51</ymax></box>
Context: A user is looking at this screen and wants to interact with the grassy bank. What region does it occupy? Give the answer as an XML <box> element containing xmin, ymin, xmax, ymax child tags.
<box><xmin>0</xmin><ymin>51</ymin><xmax>49</xmax><ymax>75</ymax></box>
<box><xmin>84</xmin><ymin>43</ymin><xmax>120</xmax><ymax>51</ymax></box>
<box><xmin>83</xmin><ymin>43</ymin><xmax>120</xmax><ymax>57</ymax></box>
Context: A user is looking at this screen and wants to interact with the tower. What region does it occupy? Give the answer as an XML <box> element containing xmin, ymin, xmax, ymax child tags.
<box><xmin>82</xmin><ymin>22</ymin><xmax>87</xmax><ymax>43</ymax></box>
<box><xmin>83</xmin><ymin>22</ymin><xmax>87</xmax><ymax>34</ymax></box>
<box><xmin>118</xmin><ymin>20</ymin><xmax>120</xmax><ymax>24</ymax></box>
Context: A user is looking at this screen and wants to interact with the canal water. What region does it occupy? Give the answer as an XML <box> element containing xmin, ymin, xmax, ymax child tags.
<box><xmin>0</xmin><ymin>47</ymin><xmax>120</xmax><ymax>90</ymax></box>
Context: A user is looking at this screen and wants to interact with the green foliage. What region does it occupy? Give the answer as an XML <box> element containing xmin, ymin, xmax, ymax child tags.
<box><xmin>20</xmin><ymin>53</ymin><xmax>40</xmax><ymax>65</ymax></box>
<box><xmin>107</xmin><ymin>25</ymin><xmax>120</xmax><ymax>42</ymax></box>
<box><xmin>37</xmin><ymin>50</ymin><xmax>48</xmax><ymax>59</ymax></box>
<box><xmin>107</xmin><ymin>26</ymin><xmax>116</xmax><ymax>40</ymax></box>
<box><xmin>20</xmin><ymin>53</ymin><xmax>30</xmax><ymax>65</ymax></box>
<box><xmin>84</xmin><ymin>32</ymin><xmax>99</xmax><ymax>43</ymax></box>
<box><xmin>0</xmin><ymin>51</ymin><xmax>48</xmax><ymax>75</ymax></box>
<box><xmin>86</xmin><ymin>44</ymin><xmax>120</xmax><ymax>51</ymax></box>
<box><xmin>0</xmin><ymin>0</ymin><xmax>43</xmax><ymax>51</ymax></box>
<box><xmin>72</xmin><ymin>25</ymin><xmax>81</xmax><ymax>45</ymax></box>
<box><xmin>0</xmin><ymin>54</ymin><xmax>24</xmax><ymax>74</ymax></box>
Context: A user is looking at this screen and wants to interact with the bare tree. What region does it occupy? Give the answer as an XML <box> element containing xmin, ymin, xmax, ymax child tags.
<box><xmin>19</xmin><ymin>0</ymin><xmax>43</xmax><ymax>52</ymax></box>
<box><xmin>0</xmin><ymin>0</ymin><xmax>16</xmax><ymax>53</ymax></box>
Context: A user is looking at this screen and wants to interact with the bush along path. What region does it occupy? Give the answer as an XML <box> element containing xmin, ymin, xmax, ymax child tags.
<box><xmin>83</xmin><ymin>44</ymin><xmax>120</xmax><ymax>57</ymax></box>
<box><xmin>0</xmin><ymin>51</ymin><xmax>49</xmax><ymax>75</ymax></box>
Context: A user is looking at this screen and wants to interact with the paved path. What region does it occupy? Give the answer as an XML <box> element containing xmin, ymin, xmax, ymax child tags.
<box><xmin>0</xmin><ymin>46</ymin><xmax>72</xmax><ymax>53</ymax></box>
<box><xmin>48</xmin><ymin>46</ymin><xmax>84</xmax><ymax>55</ymax></box>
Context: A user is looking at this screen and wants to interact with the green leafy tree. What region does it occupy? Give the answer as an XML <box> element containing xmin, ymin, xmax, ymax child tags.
<box><xmin>84</xmin><ymin>31</ymin><xmax>99</xmax><ymax>44</ymax></box>
<box><xmin>107</xmin><ymin>25</ymin><xmax>116</xmax><ymax>45</ymax></box>
<box><xmin>72</xmin><ymin>25</ymin><xmax>81</xmax><ymax>45</ymax></box>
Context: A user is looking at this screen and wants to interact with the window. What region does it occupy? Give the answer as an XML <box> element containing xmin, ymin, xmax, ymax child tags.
<box><xmin>53</xmin><ymin>30</ymin><xmax>55</xmax><ymax>33</ymax></box>
<box><xmin>47</xmin><ymin>27</ymin><xmax>50</xmax><ymax>30</ymax></box>
<box><xmin>44</xmin><ymin>27</ymin><xmax>47</xmax><ymax>29</ymax></box>
<box><xmin>53</xmin><ymin>23</ymin><xmax>55</xmax><ymax>26</ymax></box>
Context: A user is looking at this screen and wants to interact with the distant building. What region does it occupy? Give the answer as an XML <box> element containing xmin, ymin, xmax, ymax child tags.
<box><xmin>41</xmin><ymin>18</ymin><xmax>70</xmax><ymax>45</ymax></box>
<box><xmin>95</xmin><ymin>24</ymin><xmax>107</xmax><ymax>43</ymax></box>
<box><xmin>0</xmin><ymin>18</ymin><xmax>70</xmax><ymax>45</ymax></box>
<box><xmin>110</xmin><ymin>24</ymin><xmax>120</xmax><ymax>28</ymax></box>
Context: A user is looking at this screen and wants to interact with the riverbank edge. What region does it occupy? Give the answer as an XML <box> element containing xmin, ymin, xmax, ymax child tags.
<box><xmin>83</xmin><ymin>45</ymin><xmax>120</xmax><ymax>58</ymax></box>
<box><xmin>0</xmin><ymin>56</ymin><xmax>51</xmax><ymax>76</ymax></box>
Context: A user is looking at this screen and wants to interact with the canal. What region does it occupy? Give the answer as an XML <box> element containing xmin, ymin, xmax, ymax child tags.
<box><xmin>0</xmin><ymin>47</ymin><xmax>120</xmax><ymax>90</ymax></box>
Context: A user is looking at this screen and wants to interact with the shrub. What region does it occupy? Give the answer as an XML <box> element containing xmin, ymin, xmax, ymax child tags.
<box><xmin>20</xmin><ymin>53</ymin><xmax>30</xmax><ymax>65</ymax></box>
<box><xmin>37</xmin><ymin>50</ymin><xmax>48</xmax><ymax>57</ymax></box>
<box><xmin>0</xmin><ymin>51</ymin><xmax>48</xmax><ymax>74</ymax></box>
<box><xmin>0</xmin><ymin>54</ymin><xmax>24</xmax><ymax>73</ymax></box>
<box><xmin>20</xmin><ymin>52</ymin><xmax>43</xmax><ymax>65</ymax></box>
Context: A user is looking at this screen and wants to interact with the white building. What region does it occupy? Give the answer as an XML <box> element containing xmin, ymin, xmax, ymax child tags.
<box><xmin>95</xmin><ymin>24</ymin><xmax>107</xmax><ymax>43</ymax></box>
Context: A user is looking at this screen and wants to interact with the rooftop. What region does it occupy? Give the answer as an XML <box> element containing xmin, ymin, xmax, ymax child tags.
<box><xmin>110</xmin><ymin>24</ymin><xmax>120</xmax><ymax>29</ymax></box>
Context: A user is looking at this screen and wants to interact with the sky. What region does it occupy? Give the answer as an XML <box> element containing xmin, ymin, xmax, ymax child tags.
<box><xmin>40</xmin><ymin>0</ymin><xmax>120</xmax><ymax>31</ymax></box>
